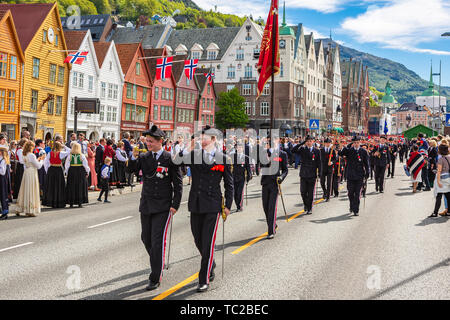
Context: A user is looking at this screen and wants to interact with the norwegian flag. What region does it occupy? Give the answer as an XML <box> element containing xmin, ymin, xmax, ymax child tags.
<box><xmin>64</xmin><ymin>51</ymin><xmax>89</xmax><ymax>65</ymax></box>
<box><xmin>184</xmin><ymin>59</ymin><xmax>198</xmax><ymax>80</ymax></box>
<box><xmin>156</xmin><ymin>56</ymin><xmax>173</xmax><ymax>80</ymax></box>
<box><xmin>204</xmin><ymin>72</ymin><xmax>214</xmax><ymax>86</ymax></box>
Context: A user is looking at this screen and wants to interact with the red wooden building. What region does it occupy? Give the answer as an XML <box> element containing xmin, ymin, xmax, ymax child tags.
<box><xmin>195</xmin><ymin>68</ymin><xmax>216</xmax><ymax>127</ymax></box>
<box><xmin>115</xmin><ymin>42</ymin><xmax>152</xmax><ymax>139</ymax></box>
<box><xmin>145</xmin><ymin>48</ymin><xmax>177</xmax><ymax>139</ymax></box>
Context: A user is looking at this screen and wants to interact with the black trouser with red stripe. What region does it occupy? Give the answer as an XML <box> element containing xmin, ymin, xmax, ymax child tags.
<box><xmin>190</xmin><ymin>212</ymin><xmax>220</xmax><ymax>285</ymax></box>
<box><xmin>262</xmin><ymin>182</ymin><xmax>278</xmax><ymax>236</ymax></box>
<box><xmin>234</xmin><ymin>179</ymin><xmax>245</xmax><ymax>210</ymax></box>
<box><xmin>140</xmin><ymin>211</ymin><xmax>172</xmax><ymax>284</ymax></box>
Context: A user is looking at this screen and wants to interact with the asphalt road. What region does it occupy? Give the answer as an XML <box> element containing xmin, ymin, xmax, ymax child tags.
<box><xmin>0</xmin><ymin>162</ymin><xmax>448</xmax><ymax>300</ymax></box>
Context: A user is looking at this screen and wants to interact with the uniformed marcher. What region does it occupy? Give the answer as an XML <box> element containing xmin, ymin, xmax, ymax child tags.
<box><xmin>231</xmin><ymin>143</ymin><xmax>252</xmax><ymax>212</ymax></box>
<box><xmin>320</xmin><ymin>138</ymin><xmax>337</xmax><ymax>201</ymax></box>
<box><xmin>339</xmin><ymin>136</ymin><xmax>369</xmax><ymax>216</ymax></box>
<box><xmin>130</xmin><ymin>125</ymin><xmax>183</xmax><ymax>291</ymax></box>
<box><xmin>372</xmin><ymin>136</ymin><xmax>391</xmax><ymax>193</ymax></box>
<box><xmin>178</xmin><ymin>126</ymin><xmax>233</xmax><ymax>292</ymax></box>
<box><xmin>387</xmin><ymin>137</ymin><xmax>398</xmax><ymax>178</ymax></box>
<box><xmin>292</xmin><ymin>136</ymin><xmax>321</xmax><ymax>214</ymax></box>
<box><xmin>259</xmin><ymin>136</ymin><xmax>288</xmax><ymax>239</ymax></box>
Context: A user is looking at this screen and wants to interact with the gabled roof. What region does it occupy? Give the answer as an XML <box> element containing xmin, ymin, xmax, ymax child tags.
<box><xmin>194</xmin><ymin>67</ymin><xmax>215</xmax><ymax>97</ymax></box>
<box><xmin>61</xmin><ymin>14</ymin><xmax>111</xmax><ymax>41</ymax></box>
<box><xmin>398</xmin><ymin>102</ymin><xmax>423</xmax><ymax>112</ymax></box>
<box><xmin>304</xmin><ymin>34</ymin><xmax>312</xmax><ymax>53</ymax></box>
<box><xmin>110</xmin><ymin>24</ymin><xmax>171</xmax><ymax>49</ymax></box>
<box><xmin>172</xmin><ymin>54</ymin><xmax>188</xmax><ymax>83</ymax></box>
<box><xmin>0</xmin><ymin>9</ymin><xmax>25</xmax><ymax>62</ymax></box>
<box><xmin>166</xmin><ymin>27</ymin><xmax>240</xmax><ymax>60</ymax></box>
<box><xmin>0</xmin><ymin>3</ymin><xmax>54</xmax><ymax>51</ymax></box>
<box><xmin>94</xmin><ymin>41</ymin><xmax>111</xmax><ymax>68</ymax></box>
<box><xmin>115</xmin><ymin>42</ymin><xmax>141</xmax><ymax>74</ymax></box>
<box><xmin>314</xmin><ymin>40</ymin><xmax>321</xmax><ymax>60</ymax></box>
<box><xmin>64</xmin><ymin>30</ymin><xmax>88</xmax><ymax>51</ymax></box>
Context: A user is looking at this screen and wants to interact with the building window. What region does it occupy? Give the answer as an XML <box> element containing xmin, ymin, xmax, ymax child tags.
<box><xmin>57</xmin><ymin>66</ymin><xmax>64</xmax><ymax>86</ymax></box>
<box><xmin>207</xmin><ymin>51</ymin><xmax>217</xmax><ymax>60</ymax></box>
<box><xmin>261</xmin><ymin>102</ymin><xmax>269</xmax><ymax>116</ymax></box>
<box><xmin>154</xmin><ymin>87</ymin><xmax>159</xmax><ymax>100</ymax></box>
<box><xmin>154</xmin><ymin>105</ymin><xmax>158</xmax><ymax>120</ymax></box>
<box><xmin>0</xmin><ymin>53</ymin><xmax>7</xmax><ymax>78</ymax></box>
<box><xmin>9</xmin><ymin>55</ymin><xmax>17</xmax><ymax>80</ymax></box>
<box><xmin>88</xmin><ymin>76</ymin><xmax>94</xmax><ymax>92</ymax></box>
<box><xmin>236</xmin><ymin>48</ymin><xmax>244</xmax><ymax>60</ymax></box>
<box><xmin>56</xmin><ymin>95</ymin><xmax>62</xmax><ymax>115</ymax></box>
<box><xmin>227</xmin><ymin>66</ymin><xmax>235</xmax><ymax>79</ymax></box>
<box><xmin>31</xmin><ymin>90</ymin><xmax>38</xmax><ymax>111</ymax></box>
<box><xmin>245</xmin><ymin>101</ymin><xmax>252</xmax><ymax>115</ymax></box>
<box><xmin>49</xmin><ymin>64</ymin><xmax>57</xmax><ymax>84</ymax></box>
<box><xmin>113</xmin><ymin>84</ymin><xmax>118</xmax><ymax>100</ymax></box>
<box><xmin>242</xmin><ymin>84</ymin><xmax>251</xmax><ymax>95</ymax></box>
<box><xmin>0</xmin><ymin>89</ymin><xmax>5</xmax><ymax>111</ymax></box>
<box><xmin>136</xmin><ymin>62</ymin><xmax>141</xmax><ymax>75</ymax></box>
<box><xmin>101</xmin><ymin>82</ymin><xmax>106</xmax><ymax>98</ymax></box>
<box><xmin>107</xmin><ymin>106</ymin><xmax>112</xmax><ymax>122</ymax></box>
<box><xmin>263</xmin><ymin>84</ymin><xmax>270</xmax><ymax>95</ymax></box>
<box><xmin>72</xmin><ymin>72</ymin><xmax>78</xmax><ymax>88</ymax></box>
<box><xmin>227</xmin><ymin>85</ymin><xmax>235</xmax><ymax>92</ymax></box>
<box><xmin>78</xmin><ymin>73</ymin><xmax>84</xmax><ymax>88</ymax></box>
<box><xmin>133</xmin><ymin>85</ymin><xmax>137</xmax><ymax>100</ymax></box>
<box><xmin>43</xmin><ymin>30</ymin><xmax>47</xmax><ymax>43</ymax></box>
<box><xmin>47</xmin><ymin>97</ymin><xmax>54</xmax><ymax>114</ymax></box>
<box><xmin>170</xmin><ymin>88</ymin><xmax>174</xmax><ymax>101</ymax></box>
<box><xmin>192</xmin><ymin>51</ymin><xmax>201</xmax><ymax>59</ymax></box>
<box><xmin>126</xmin><ymin>83</ymin><xmax>132</xmax><ymax>99</ymax></box>
<box><xmin>112</xmin><ymin>106</ymin><xmax>117</xmax><ymax>122</ymax></box>
<box><xmin>160</xmin><ymin>106</ymin><xmax>173</xmax><ymax>120</ymax></box>
<box><xmin>7</xmin><ymin>90</ymin><xmax>15</xmax><ymax>112</ymax></box>
<box><xmin>108</xmin><ymin>83</ymin><xmax>113</xmax><ymax>99</ymax></box>
<box><xmin>32</xmin><ymin>57</ymin><xmax>40</xmax><ymax>79</ymax></box>
<box><xmin>143</xmin><ymin>87</ymin><xmax>147</xmax><ymax>102</ymax></box>
<box><xmin>280</xmin><ymin>63</ymin><xmax>284</xmax><ymax>77</ymax></box>
<box><xmin>244</xmin><ymin>65</ymin><xmax>252</xmax><ymax>78</ymax></box>
<box><xmin>99</xmin><ymin>105</ymin><xmax>105</xmax><ymax>121</ymax></box>
<box><xmin>295</xmin><ymin>103</ymin><xmax>300</xmax><ymax>117</ymax></box>
<box><xmin>55</xmin><ymin>34</ymin><xmax>58</xmax><ymax>47</ymax></box>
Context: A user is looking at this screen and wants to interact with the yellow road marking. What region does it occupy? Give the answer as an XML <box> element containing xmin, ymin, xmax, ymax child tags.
<box><xmin>154</xmin><ymin>185</ymin><xmax>346</xmax><ymax>300</ymax></box>
<box><xmin>231</xmin><ymin>232</ymin><xmax>268</xmax><ymax>255</ymax></box>
<box><xmin>152</xmin><ymin>272</ymin><xmax>199</xmax><ymax>300</ymax></box>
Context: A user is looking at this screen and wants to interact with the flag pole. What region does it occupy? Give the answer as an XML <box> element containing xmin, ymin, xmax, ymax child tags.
<box><xmin>270</xmin><ymin>3</ymin><xmax>277</xmax><ymax>132</ymax></box>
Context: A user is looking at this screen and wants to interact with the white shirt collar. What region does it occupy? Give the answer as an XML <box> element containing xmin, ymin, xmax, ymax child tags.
<box><xmin>153</xmin><ymin>148</ymin><xmax>164</xmax><ymax>159</ymax></box>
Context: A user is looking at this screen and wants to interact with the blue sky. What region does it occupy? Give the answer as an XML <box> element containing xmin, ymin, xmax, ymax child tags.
<box><xmin>196</xmin><ymin>0</ymin><xmax>450</xmax><ymax>87</ymax></box>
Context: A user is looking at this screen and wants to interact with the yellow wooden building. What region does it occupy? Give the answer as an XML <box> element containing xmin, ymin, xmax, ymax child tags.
<box><xmin>0</xmin><ymin>3</ymin><xmax>70</xmax><ymax>140</ymax></box>
<box><xmin>0</xmin><ymin>9</ymin><xmax>24</xmax><ymax>140</ymax></box>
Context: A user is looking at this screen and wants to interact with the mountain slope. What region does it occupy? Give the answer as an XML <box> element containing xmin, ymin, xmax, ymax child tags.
<box><xmin>322</xmin><ymin>39</ymin><xmax>449</xmax><ymax>106</ymax></box>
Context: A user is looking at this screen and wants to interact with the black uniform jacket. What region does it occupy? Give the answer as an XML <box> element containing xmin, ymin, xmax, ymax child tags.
<box><xmin>340</xmin><ymin>144</ymin><xmax>370</xmax><ymax>181</ymax></box>
<box><xmin>130</xmin><ymin>150</ymin><xmax>183</xmax><ymax>215</ymax></box>
<box><xmin>371</xmin><ymin>144</ymin><xmax>391</xmax><ymax>167</ymax></box>
<box><xmin>260</xmin><ymin>148</ymin><xmax>288</xmax><ymax>185</ymax></box>
<box><xmin>184</xmin><ymin>149</ymin><xmax>234</xmax><ymax>213</ymax></box>
<box><xmin>232</xmin><ymin>152</ymin><xmax>252</xmax><ymax>183</ymax></box>
<box><xmin>320</xmin><ymin>147</ymin><xmax>338</xmax><ymax>175</ymax></box>
<box><xmin>292</xmin><ymin>142</ymin><xmax>321</xmax><ymax>178</ymax></box>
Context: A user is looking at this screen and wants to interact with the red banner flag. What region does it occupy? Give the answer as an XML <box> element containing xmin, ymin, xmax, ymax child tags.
<box><xmin>256</xmin><ymin>0</ymin><xmax>280</xmax><ymax>98</ymax></box>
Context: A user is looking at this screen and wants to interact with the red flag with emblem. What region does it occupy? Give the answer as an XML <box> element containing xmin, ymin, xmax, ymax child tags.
<box><xmin>256</xmin><ymin>0</ymin><xmax>280</xmax><ymax>98</ymax></box>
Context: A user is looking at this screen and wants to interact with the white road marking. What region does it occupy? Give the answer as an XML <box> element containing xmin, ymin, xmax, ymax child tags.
<box><xmin>0</xmin><ymin>242</ymin><xmax>34</xmax><ymax>253</ymax></box>
<box><xmin>87</xmin><ymin>216</ymin><xmax>133</xmax><ymax>229</ymax></box>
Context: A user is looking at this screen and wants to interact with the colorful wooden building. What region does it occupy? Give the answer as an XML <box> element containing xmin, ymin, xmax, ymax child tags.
<box><xmin>115</xmin><ymin>43</ymin><xmax>152</xmax><ymax>139</ymax></box>
<box><xmin>0</xmin><ymin>3</ymin><xmax>70</xmax><ymax>140</ymax></box>
<box><xmin>0</xmin><ymin>9</ymin><xmax>24</xmax><ymax>140</ymax></box>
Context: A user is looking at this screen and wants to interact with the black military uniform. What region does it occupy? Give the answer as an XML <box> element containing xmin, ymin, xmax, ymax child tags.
<box><xmin>130</xmin><ymin>126</ymin><xmax>183</xmax><ymax>291</ymax></box>
<box><xmin>260</xmin><ymin>143</ymin><xmax>288</xmax><ymax>238</ymax></box>
<box><xmin>339</xmin><ymin>137</ymin><xmax>369</xmax><ymax>216</ymax></box>
<box><xmin>292</xmin><ymin>137</ymin><xmax>321</xmax><ymax>214</ymax></box>
<box><xmin>319</xmin><ymin>139</ymin><xmax>337</xmax><ymax>201</ymax></box>
<box><xmin>179</xmin><ymin>126</ymin><xmax>233</xmax><ymax>292</ymax></box>
<box><xmin>371</xmin><ymin>138</ymin><xmax>391</xmax><ymax>193</ymax></box>
<box><xmin>398</xmin><ymin>141</ymin><xmax>405</xmax><ymax>163</ymax></box>
<box><xmin>231</xmin><ymin>151</ymin><xmax>252</xmax><ymax>211</ymax></box>
<box><xmin>387</xmin><ymin>138</ymin><xmax>398</xmax><ymax>178</ymax></box>
<box><xmin>331</xmin><ymin>145</ymin><xmax>342</xmax><ymax>197</ymax></box>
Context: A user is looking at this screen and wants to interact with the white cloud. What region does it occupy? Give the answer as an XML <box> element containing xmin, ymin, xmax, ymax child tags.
<box><xmin>303</xmin><ymin>26</ymin><xmax>328</xmax><ymax>40</ymax></box>
<box><xmin>340</xmin><ymin>0</ymin><xmax>450</xmax><ymax>55</ymax></box>
<box><xmin>194</xmin><ymin>0</ymin><xmax>352</xmax><ymax>18</ymax></box>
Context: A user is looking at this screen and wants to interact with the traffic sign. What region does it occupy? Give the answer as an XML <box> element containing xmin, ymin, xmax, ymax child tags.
<box><xmin>327</xmin><ymin>124</ymin><xmax>332</xmax><ymax>130</ymax></box>
<box><xmin>309</xmin><ymin>119</ymin><xmax>319</xmax><ymax>130</ymax></box>
<box><xmin>445</xmin><ymin>114</ymin><xmax>450</xmax><ymax>127</ymax></box>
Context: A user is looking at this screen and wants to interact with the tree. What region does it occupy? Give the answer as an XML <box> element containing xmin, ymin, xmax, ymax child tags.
<box><xmin>214</xmin><ymin>88</ymin><xmax>248</xmax><ymax>130</ymax></box>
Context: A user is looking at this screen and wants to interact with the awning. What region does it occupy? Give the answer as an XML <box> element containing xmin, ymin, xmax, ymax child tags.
<box><xmin>280</xmin><ymin>123</ymin><xmax>292</xmax><ymax>130</ymax></box>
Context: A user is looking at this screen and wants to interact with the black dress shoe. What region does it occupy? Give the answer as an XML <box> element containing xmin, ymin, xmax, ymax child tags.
<box><xmin>354</xmin><ymin>212</ymin><xmax>359</xmax><ymax>216</ymax></box>
<box><xmin>306</xmin><ymin>210</ymin><xmax>312</xmax><ymax>215</ymax></box>
<box><xmin>423</xmin><ymin>188</ymin><xmax>431</xmax><ymax>191</ymax></box>
<box><xmin>197</xmin><ymin>284</ymin><xmax>209</xmax><ymax>292</ymax></box>
<box><xmin>428</xmin><ymin>213</ymin><xmax>438</xmax><ymax>218</ymax></box>
<box><xmin>145</xmin><ymin>280</ymin><xmax>160</xmax><ymax>291</ymax></box>
<box><xmin>267</xmin><ymin>234</ymin><xmax>274</xmax><ymax>240</ymax></box>
<box><xmin>0</xmin><ymin>214</ymin><xmax>7</xmax><ymax>220</ymax></box>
